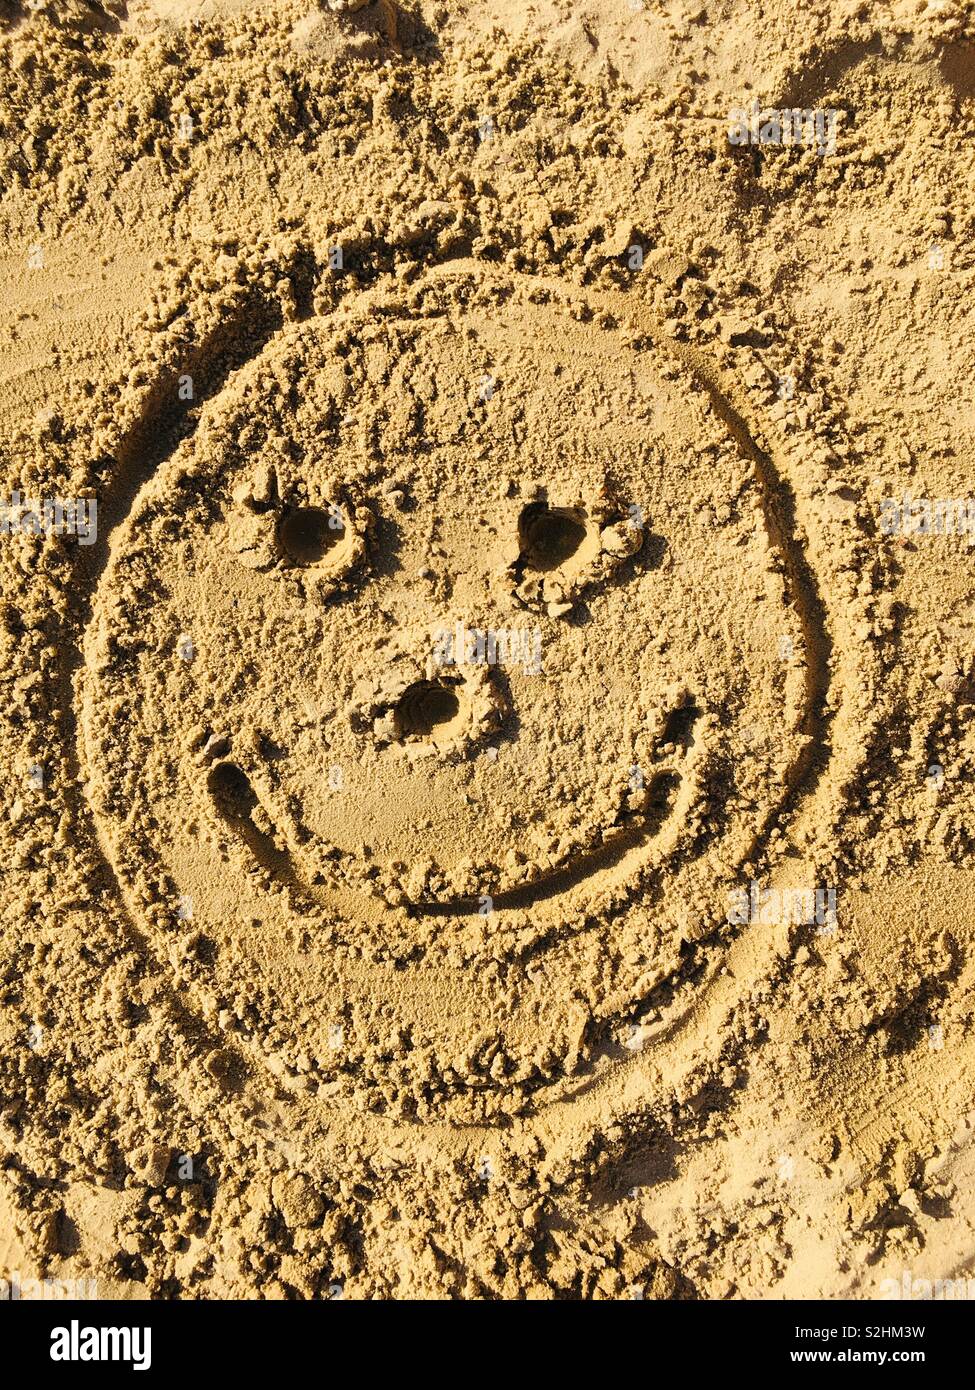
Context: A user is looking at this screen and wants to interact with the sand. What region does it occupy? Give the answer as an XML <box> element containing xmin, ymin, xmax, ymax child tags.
<box><xmin>2</xmin><ymin>0</ymin><xmax>975</xmax><ymax>1301</ymax></box>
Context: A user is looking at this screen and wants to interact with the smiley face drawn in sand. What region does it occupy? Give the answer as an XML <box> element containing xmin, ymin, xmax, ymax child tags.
<box><xmin>80</xmin><ymin>267</ymin><xmax>812</xmax><ymax>1123</ymax></box>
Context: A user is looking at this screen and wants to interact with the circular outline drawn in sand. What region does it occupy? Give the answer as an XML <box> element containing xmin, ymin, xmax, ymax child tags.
<box><xmin>76</xmin><ymin>260</ymin><xmax>880</xmax><ymax>1132</ymax></box>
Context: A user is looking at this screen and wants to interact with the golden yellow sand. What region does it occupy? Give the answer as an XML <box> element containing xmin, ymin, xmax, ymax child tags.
<box><xmin>2</xmin><ymin>0</ymin><xmax>975</xmax><ymax>1300</ymax></box>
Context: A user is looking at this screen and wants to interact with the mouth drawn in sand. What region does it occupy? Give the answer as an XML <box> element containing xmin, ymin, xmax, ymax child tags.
<box><xmin>79</xmin><ymin>266</ymin><xmax>814</xmax><ymax>1121</ymax></box>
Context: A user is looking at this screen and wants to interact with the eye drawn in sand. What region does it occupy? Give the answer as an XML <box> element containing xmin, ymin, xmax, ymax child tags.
<box><xmin>77</xmin><ymin>261</ymin><xmax>877</xmax><ymax>1126</ymax></box>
